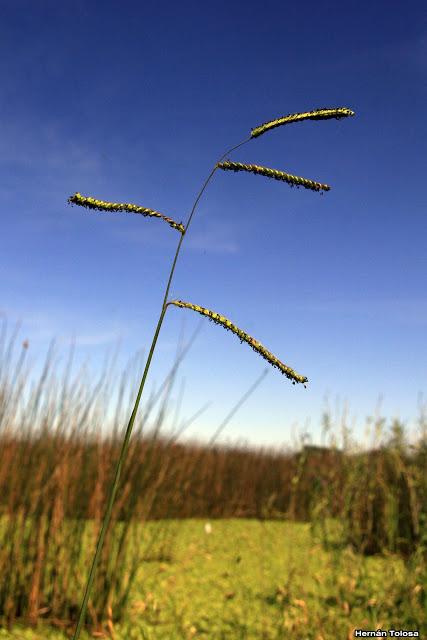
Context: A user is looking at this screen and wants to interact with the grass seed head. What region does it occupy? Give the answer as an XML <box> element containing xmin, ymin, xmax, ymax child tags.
<box><xmin>68</xmin><ymin>192</ymin><xmax>185</xmax><ymax>234</ymax></box>
<box><xmin>167</xmin><ymin>300</ymin><xmax>308</xmax><ymax>386</ymax></box>
<box><xmin>217</xmin><ymin>161</ymin><xmax>330</xmax><ymax>193</ymax></box>
<box><xmin>251</xmin><ymin>106</ymin><xmax>355</xmax><ymax>139</ymax></box>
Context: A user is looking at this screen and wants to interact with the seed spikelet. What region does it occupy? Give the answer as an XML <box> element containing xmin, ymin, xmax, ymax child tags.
<box><xmin>251</xmin><ymin>107</ymin><xmax>355</xmax><ymax>139</ymax></box>
<box><xmin>217</xmin><ymin>161</ymin><xmax>330</xmax><ymax>192</ymax></box>
<box><xmin>68</xmin><ymin>192</ymin><xmax>185</xmax><ymax>234</ymax></box>
<box><xmin>167</xmin><ymin>300</ymin><xmax>308</xmax><ymax>386</ymax></box>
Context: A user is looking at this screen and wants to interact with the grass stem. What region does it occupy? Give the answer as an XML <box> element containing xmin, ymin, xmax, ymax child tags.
<box><xmin>71</xmin><ymin>136</ymin><xmax>251</xmax><ymax>639</ymax></box>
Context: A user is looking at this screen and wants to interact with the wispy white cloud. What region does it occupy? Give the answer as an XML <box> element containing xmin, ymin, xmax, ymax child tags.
<box><xmin>109</xmin><ymin>219</ymin><xmax>240</xmax><ymax>254</ymax></box>
<box><xmin>292</xmin><ymin>296</ymin><xmax>427</xmax><ymax>326</ymax></box>
<box><xmin>185</xmin><ymin>227</ymin><xmax>239</xmax><ymax>254</ymax></box>
<box><xmin>383</xmin><ymin>31</ymin><xmax>427</xmax><ymax>71</ymax></box>
<box><xmin>0</xmin><ymin>306</ymin><xmax>128</xmax><ymax>347</ymax></box>
<box><xmin>0</xmin><ymin>113</ymin><xmax>143</xmax><ymax>236</ymax></box>
<box><xmin>0</xmin><ymin>117</ymin><xmax>104</xmax><ymax>174</ymax></box>
<box><xmin>317</xmin><ymin>31</ymin><xmax>427</xmax><ymax>73</ymax></box>
<box><xmin>57</xmin><ymin>330</ymin><xmax>125</xmax><ymax>347</ymax></box>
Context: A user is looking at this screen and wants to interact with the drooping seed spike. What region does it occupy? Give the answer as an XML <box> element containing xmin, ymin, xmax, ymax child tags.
<box><xmin>251</xmin><ymin>107</ymin><xmax>355</xmax><ymax>139</ymax></box>
<box><xmin>167</xmin><ymin>300</ymin><xmax>308</xmax><ymax>386</ymax></box>
<box><xmin>68</xmin><ymin>192</ymin><xmax>185</xmax><ymax>234</ymax></box>
<box><xmin>217</xmin><ymin>161</ymin><xmax>330</xmax><ymax>192</ymax></box>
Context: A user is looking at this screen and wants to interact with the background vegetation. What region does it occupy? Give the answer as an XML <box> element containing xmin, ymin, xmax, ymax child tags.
<box><xmin>0</xmin><ymin>321</ymin><xmax>425</xmax><ymax>638</ymax></box>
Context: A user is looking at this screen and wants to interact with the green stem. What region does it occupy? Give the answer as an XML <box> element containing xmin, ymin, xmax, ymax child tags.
<box><xmin>71</xmin><ymin>135</ymin><xmax>251</xmax><ymax>639</ymax></box>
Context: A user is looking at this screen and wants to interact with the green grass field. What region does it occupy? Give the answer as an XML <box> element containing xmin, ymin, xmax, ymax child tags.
<box><xmin>1</xmin><ymin>518</ymin><xmax>424</xmax><ymax>639</ymax></box>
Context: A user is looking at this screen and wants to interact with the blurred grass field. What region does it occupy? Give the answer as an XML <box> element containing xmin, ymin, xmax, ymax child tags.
<box><xmin>1</xmin><ymin>518</ymin><xmax>425</xmax><ymax>639</ymax></box>
<box><xmin>0</xmin><ymin>321</ymin><xmax>426</xmax><ymax>638</ymax></box>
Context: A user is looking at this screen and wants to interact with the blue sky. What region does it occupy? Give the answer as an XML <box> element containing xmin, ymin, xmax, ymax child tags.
<box><xmin>1</xmin><ymin>0</ymin><xmax>426</xmax><ymax>448</ymax></box>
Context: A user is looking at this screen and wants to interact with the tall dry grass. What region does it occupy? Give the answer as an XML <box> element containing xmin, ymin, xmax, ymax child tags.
<box><xmin>0</xmin><ymin>320</ymin><xmax>272</xmax><ymax>632</ymax></box>
<box><xmin>0</xmin><ymin>319</ymin><xmax>206</xmax><ymax>632</ymax></box>
<box><xmin>1</xmin><ymin>318</ymin><xmax>426</xmax><ymax>634</ymax></box>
